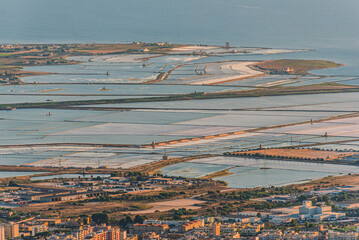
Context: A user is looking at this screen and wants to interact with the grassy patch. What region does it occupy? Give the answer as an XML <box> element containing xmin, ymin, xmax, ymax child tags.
<box><xmin>255</xmin><ymin>59</ymin><xmax>342</xmax><ymax>75</ymax></box>
<box><xmin>0</xmin><ymin>53</ymin><xmax>15</xmax><ymax>56</ymax></box>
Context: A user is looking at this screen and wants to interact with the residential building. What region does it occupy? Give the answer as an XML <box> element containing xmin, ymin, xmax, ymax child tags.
<box><xmin>178</xmin><ymin>220</ymin><xmax>204</xmax><ymax>233</ymax></box>
<box><xmin>0</xmin><ymin>225</ymin><xmax>4</xmax><ymax>240</ymax></box>
<box><xmin>131</xmin><ymin>223</ymin><xmax>168</xmax><ymax>235</ymax></box>
<box><xmin>73</xmin><ymin>225</ymin><xmax>94</xmax><ymax>240</ymax></box>
<box><xmin>327</xmin><ymin>230</ymin><xmax>359</xmax><ymax>240</ymax></box>
<box><xmin>194</xmin><ymin>223</ymin><xmax>220</xmax><ymax>236</ymax></box>
<box><xmin>142</xmin><ymin>232</ymin><xmax>160</xmax><ymax>240</ymax></box>
<box><xmin>3</xmin><ymin>222</ymin><xmax>19</xmax><ymax>239</ymax></box>
<box><xmin>241</xmin><ymin>224</ymin><xmax>263</xmax><ymax>235</ymax></box>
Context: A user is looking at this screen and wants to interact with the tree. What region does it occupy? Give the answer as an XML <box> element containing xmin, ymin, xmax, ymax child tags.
<box><xmin>298</xmin><ymin>195</ymin><xmax>308</xmax><ymax>202</ymax></box>
<box><xmin>290</xmin><ymin>219</ymin><xmax>298</xmax><ymax>228</ymax></box>
<box><xmin>8</xmin><ymin>181</ymin><xmax>19</xmax><ymax>187</ymax></box>
<box><xmin>322</xmin><ymin>195</ymin><xmax>330</xmax><ymax>205</ymax></box>
<box><xmin>118</xmin><ymin>218</ymin><xmax>127</xmax><ymax>227</ymax></box>
<box><xmin>91</xmin><ymin>213</ymin><xmax>109</xmax><ymax>224</ymax></box>
<box><xmin>134</xmin><ymin>215</ymin><xmax>145</xmax><ymax>224</ymax></box>
<box><xmin>125</xmin><ymin>215</ymin><xmax>133</xmax><ymax>224</ymax></box>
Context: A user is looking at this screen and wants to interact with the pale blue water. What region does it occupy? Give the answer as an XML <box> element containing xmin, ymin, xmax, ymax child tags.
<box><xmin>160</xmin><ymin>156</ymin><xmax>359</xmax><ymax>188</ymax></box>
<box><xmin>0</xmin><ymin>171</ymin><xmax>45</xmax><ymax>178</ymax></box>
<box><xmin>160</xmin><ymin>162</ymin><xmax>231</xmax><ymax>178</ymax></box>
<box><xmin>216</xmin><ymin>167</ymin><xmax>331</xmax><ymax>188</ymax></box>
<box><xmin>1</xmin><ymin>0</ymin><xmax>358</xmax><ymax>51</ymax></box>
<box><xmin>0</xmin><ymin>83</ymin><xmax>241</xmax><ymax>95</ymax></box>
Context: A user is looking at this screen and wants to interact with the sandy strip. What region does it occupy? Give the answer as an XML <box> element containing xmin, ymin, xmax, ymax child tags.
<box><xmin>253</xmin><ymin>49</ymin><xmax>308</xmax><ymax>55</ymax></box>
<box><xmin>190</xmin><ymin>62</ymin><xmax>265</xmax><ymax>85</ymax></box>
<box><xmin>38</xmin><ymin>88</ymin><xmax>64</xmax><ymax>93</ymax></box>
<box><xmin>124</xmin><ymin>198</ymin><xmax>205</xmax><ymax>214</ymax></box>
<box><xmin>171</xmin><ymin>46</ymin><xmax>218</xmax><ymax>52</ymax></box>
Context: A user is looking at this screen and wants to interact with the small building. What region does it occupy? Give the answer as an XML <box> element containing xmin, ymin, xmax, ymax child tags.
<box><xmin>241</xmin><ymin>224</ymin><xmax>263</xmax><ymax>235</ymax></box>
<box><xmin>131</xmin><ymin>223</ymin><xmax>169</xmax><ymax>235</ymax></box>
<box><xmin>178</xmin><ymin>220</ymin><xmax>204</xmax><ymax>233</ymax></box>
<box><xmin>39</xmin><ymin>191</ymin><xmax>106</xmax><ymax>203</ymax></box>
<box><xmin>36</xmin><ymin>218</ymin><xmax>62</xmax><ymax>226</ymax></box>
<box><xmin>327</xmin><ymin>230</ymin><xmax>359</xmax><ymax>240</ymax></box>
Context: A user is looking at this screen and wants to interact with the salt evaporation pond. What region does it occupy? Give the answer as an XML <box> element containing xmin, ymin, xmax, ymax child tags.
<box><xmin>160</xmin><ymin>156</ymin><xmax>359</xmax><ymax>188</ymax></box>
<box><xmin>0</xmin><ymin>83</ymin><xmax>241</xmax><ymax>96</ymax></box>
<box><xmin>160</xmin><ymin>162</ymin><xmax>231</xmax><ymax>178</ymax></box>
<box><xmin>0</xmin><ymin>172</ymin><xmax>45</xmax><ymax>179</ymax></box>
<box><xmin>216</xmin><ymin>167</ymin><xmax>330</xmax><ymax>188</ymax></box>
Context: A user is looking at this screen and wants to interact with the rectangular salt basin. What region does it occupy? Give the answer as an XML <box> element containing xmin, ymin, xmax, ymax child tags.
<box><xmin>51</xmin><ymin>123</ymin><xmax>199</xmax><ymax>136</ymax></box>
<box><xmin>73</xmin><ymin>110</ymin><xmax>218</xmax><ymax>125</ymax></box>
<box><xmin>192</xmin><ymin>156</ymin><xmax>359</xmax><ymax>174</ymax></box>
<box><xmin>0</xmin><ymin>83</ymin><xmax>241</xmax><ymax>95</ymax></box>
<box><xmin>27</xmin><ymin>151</ymin><xmax>165</xmax><ymax>169</ymax></box>
<box><xmin>176</xmin><ymin>114</ymin><xmax>317</xmax><ymax>128</ymax></box>
<box><xmin>0</xmin><ymin>94</ymin><xmax>133</xmax><ymax>105</ymax></box>
<box><xmin>0</xmin><ymin>172</ymin><xmax>46</xmax><ymax>179</ymax></box>
<box><xmin>160</xmin><ymin>162</ymin><xmax>231</xmax><ymax>178</ymax></box>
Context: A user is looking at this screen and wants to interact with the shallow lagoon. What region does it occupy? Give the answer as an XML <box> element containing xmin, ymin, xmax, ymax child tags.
<box><xmin>160</xmin><ymin>156</ymin><xmax>359</xmax><ymax>188</ymax></box>
<box><xmin>160</xmin><ymin>162</ymin><xmax>231</xmax><ymax>178</ymax></box>
<box><xmin>216</xmin><ymin>167</ymin><xmax>330</xmax><ymax>188</ymax></box>
<box><xmin>0</xmin><ymin>171</ymin><xmax>45</xmax><ymax>179</ymax></box>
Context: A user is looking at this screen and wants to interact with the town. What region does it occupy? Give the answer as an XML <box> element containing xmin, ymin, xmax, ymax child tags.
<box><xmin>1</xmin><ymin>172</ymin><xmax>359</xmax><ymax>239</ymax></box>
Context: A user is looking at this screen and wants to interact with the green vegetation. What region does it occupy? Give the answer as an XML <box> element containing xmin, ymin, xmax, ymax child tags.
<box><xmin>106</xmin><ymin>191</ymin><xmax>180</xmax><ymax>202</ymax></box>
<box><xmin>0</xmin><ymin>53</ymin><xmax>14</xmax><ymax>56</ymax></box>
<box><xmin>201</xmin><ymin>186</ymin><xmax>304</xmax><ymax>215</ymax></box>
<box><xmin>331</xmin><ymin>191</ymin><xmax>359</xmax><ymax>202</ymax></box>
<box><xmin>117</xmin><ymin>215</ymin><xmax>147</xmax><ymax>226</ymax></box>
<box><xmin>205</xmin><ymin>186</ymin><xmax>301</xmax><ymax>201</ymax></box>
<box><xmin>171</xmin><ymin>208</ymin><xmax>197</xmax><ymax>220</ymax></box>
<box><xmin>91</xmin><ymin>213</ymin><xmax>109</xmax><ymax>224</ymax></box>
<box><xmin>255</xmin><ymin>59</ymin><xmax>342</xmax><ymax>75</ymax></box>
<box><xmin>200</xmin><ymin>167</ymin><xmax>234</xmax><ymax>180</ymax></box>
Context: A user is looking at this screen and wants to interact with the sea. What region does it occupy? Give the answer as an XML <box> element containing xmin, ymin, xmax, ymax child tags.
<box><xmin>1</xmin><ymin>0</ymin><xmax>358</xmax><ymax>74</ymax></box>
<box><xmin>0</xmin><ymin>0</ymin><xmax>358</xmax><ymax>50</ymax></box>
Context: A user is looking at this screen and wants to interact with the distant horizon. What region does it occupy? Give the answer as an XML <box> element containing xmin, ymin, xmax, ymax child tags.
<box><xmin>1</xmin><ymin>0</ymin><xmax>358</xmax><ymax>50</ymax></box>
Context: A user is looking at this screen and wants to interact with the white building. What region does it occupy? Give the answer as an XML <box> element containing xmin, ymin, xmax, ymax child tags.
<box><xmin>298</xmin><ymin>201</ymin><xmax>345</xmax><ymax>221</ymax></box>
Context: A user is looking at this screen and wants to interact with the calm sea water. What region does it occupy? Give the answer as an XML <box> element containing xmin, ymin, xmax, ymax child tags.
<box><xmin>1</xmin><ymin>0</ymin><xmax>358</xmax><ymax>51</ymax></box>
